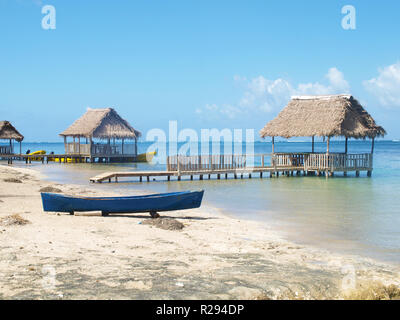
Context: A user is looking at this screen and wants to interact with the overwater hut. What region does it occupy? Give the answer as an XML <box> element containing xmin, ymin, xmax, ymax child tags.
<box><xmin>60</xmin><ymin>108</ymin><xmax>141</xmax><ymax>162</ymax></box>
<box><xmin>0</xmin><ymin>121</ymin><xmax>24</xmax><ymax>155</ymax></box>
<box><xmin>259</xmin><ymin>95</ymin><xmax>386</xmax><ymax>176</ymax></box>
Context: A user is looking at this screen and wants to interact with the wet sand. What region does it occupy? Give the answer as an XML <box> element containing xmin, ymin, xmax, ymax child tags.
<box><xmin>0</xmin><ymin>164</ymin><xmax>399</xmax><ymax>299</ymax></box>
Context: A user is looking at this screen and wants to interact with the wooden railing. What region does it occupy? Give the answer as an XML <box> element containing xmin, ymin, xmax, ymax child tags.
<box><xmin>65</xmin><ymin>143</ymin><xmax>136</xmax><ymax>155</ymax></box>
<box><xmin>304</xmin><ymin>153</ymin><xmax>372</xmax><ymax>171</ymax></box>
<box><xmin>166</xmin><ymin>153</ymin><xmax>373</xmax><ymax>173</ymax></box>
<box><xmin>0</xmin><ymin>145</ymin><xmax>13</xmax><ymax>154</ymax></box>
<box><xmin>66</xmin><ymin>143</ymin><xmax>90</xmax><ymax>155</ymax></box>
<box><xmin>167</xmin><ymin>154</ymin><xmax>249</xmax><ymax>171</ymax></box>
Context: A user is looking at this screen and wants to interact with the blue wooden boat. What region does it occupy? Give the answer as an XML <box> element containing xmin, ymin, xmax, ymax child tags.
<box><xmin>41</xmin><ymin>190</ymin><xmax>204</xmax><ymax>217</ymax></box>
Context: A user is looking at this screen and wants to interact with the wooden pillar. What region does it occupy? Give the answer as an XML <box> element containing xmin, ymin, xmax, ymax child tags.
<box><xmin>312</xmin><ymin>136</ymin><xmax>314</xmax><ymax>153</ymax></box>
<box><xmin>64</xmin><ymin>136</ymin><xmax>67</xmax><ymax>154</ymax></box>
<box><xmin>122</xmin><ymin>138</ymin><xmax>124</xmax><ymax>155</ymax></box>
<box><xmin>19</xmin><ymin>141</ymin><xmax>22</xmax><ymax>155</ymax></box>
<box><xmin>78</xmin><ymin>136</ymin><xmax>81</xmax><ymax>154</ymax></box>
<box><xmin>89</xmin><ymin>136</ymin><xmax>93</xmax><ymax>157</ymax></box>
<box><xmin>371</xmin><ymin>138</ymin><xmax>375</xmax><ymax>154</ymax></box>
<box><xmin>272</xmin><ymin>136</ymin><xmax>275</xmax><ymax>154</ymax></box>
<box><xmin>135</xmin><ymin>138</ymin><xmax>138</xmax><ymax>157</ymax></box>
<box><xmin>326</xmin><ymin>137</ymin><xmax>330</xmax><ymax>154</ymax></box>
<box><xmin>345</xmin><ymin>137</ymin><xmax>348</xmax><ymax>154</ymax></box>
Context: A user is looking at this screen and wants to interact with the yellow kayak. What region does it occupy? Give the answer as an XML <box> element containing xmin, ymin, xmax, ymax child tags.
<box><xmin>136</xmin><ymin>151</ymin><xmax>156</xmax><ymax>162</ymax></box>
<box><xmin>28</xmin><ymin>150</ymin><xmax>46</xmax><ymax>161</ymax></box>
<box><xmin>53</xmin><ymin>157</ymin><xmax>84</xmax><ymax>163</ymax></box>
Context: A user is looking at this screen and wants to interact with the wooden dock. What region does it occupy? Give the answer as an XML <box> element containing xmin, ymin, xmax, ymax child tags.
<box><xmin>0</xmin><ymin>153</ymin><xmax>137</xmax><ymax>164</ymax></box>
<box><xmin>89</xmin><ymin>153</ymin><xmax>373</xmax><ymax>183</ymax></box>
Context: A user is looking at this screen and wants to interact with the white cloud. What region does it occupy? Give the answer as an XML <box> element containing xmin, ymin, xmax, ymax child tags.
<box><xmin>363</xmin><ymin>62</ymin><xmax>400</xmax><ymax>107</ymax></box>
<box><xmin>197</xmin><ymin>67</ymin><xmax>350</xmax><ymax>119</ymax></box>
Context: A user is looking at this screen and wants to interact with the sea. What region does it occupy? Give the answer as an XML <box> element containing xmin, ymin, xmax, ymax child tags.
<box><xmin>6</xmin><ymin>140</ymin><xmax>400</xmax><ymax>264</ymax></box>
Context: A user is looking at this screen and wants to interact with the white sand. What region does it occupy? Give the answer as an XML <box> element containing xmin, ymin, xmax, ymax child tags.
<box><xmin>0</xmin><ymin>164</ymin><xmax>399</xmax><ymax>299</ymax></box>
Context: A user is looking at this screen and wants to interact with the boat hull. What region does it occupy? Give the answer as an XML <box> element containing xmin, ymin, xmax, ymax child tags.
<box><xmin>41</xmin><ymin>190</ymin><xmax>204</xmax><ymax>214</ymax></box>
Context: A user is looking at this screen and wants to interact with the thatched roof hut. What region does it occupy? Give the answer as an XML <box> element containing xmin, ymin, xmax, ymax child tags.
<box><xmin>0</xmin><ymin>121</ymin><xmax>24</xmax><ymax>142</ymax></box>
<box><xmin>60</xmin><ymin>108</ymin><xmax>141</xmax><ymax>139</ymax></box>
<box><xmin>260</xmin><ymin>95</ymin><xmax>386</xmax><ymax>139</ymax></box>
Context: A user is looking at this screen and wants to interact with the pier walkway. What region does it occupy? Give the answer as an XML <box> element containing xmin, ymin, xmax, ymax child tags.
<box><xmin>89</xmin><ymin>153</ymin><xmax>373</xmax><ymax>183</ymax></box>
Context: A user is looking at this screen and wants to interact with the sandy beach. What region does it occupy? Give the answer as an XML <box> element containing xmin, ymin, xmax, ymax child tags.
<box><xmin>0</xmin><ymin>164</ymin><xmax>399</xmax><ymax>300</ymax></box>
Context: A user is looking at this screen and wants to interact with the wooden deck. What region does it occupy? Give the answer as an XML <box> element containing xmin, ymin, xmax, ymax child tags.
<box><xmin>0</xmin><ymin>153</ymin><xmax>137</xmax><ymax>164</ymax></box>
<box><xmin>89</xmin><ymin>153</ymin><xmax>373</xmax><ymax>183</ymax></box>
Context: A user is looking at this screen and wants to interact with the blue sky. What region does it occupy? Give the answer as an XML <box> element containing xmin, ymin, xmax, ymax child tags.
<box><xmin>1</xmin><ymin>0</ymin><xmax>400</xmax><ymax>141</ymax></box>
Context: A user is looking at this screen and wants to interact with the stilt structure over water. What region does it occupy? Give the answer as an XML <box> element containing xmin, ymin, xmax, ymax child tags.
<box><xmin>90</xmin><ymin>95</ymin><xmax>387</xmax><ymax>183</ymax></box>
<box><xmin>60</xmin><ymin>108</ymin><xmax>141</xmax><ymax>163</ymax></box>
<box><xmin>0</xmin><ymin>121</ymin><xmax>24</xmax><ymax>164</ymax></box>
<box><xmin>259</xmin><ymin>95</ymin><xmax>386</xmax><ymax>177</ymax></box>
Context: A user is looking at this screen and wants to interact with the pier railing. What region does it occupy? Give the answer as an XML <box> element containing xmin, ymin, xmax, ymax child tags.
<box><xmin>65</xmin><ymin>143</ymin><xmax>136</xmax><ymax>156</ymax></box>
<box><xmin>0</xmin><ymin>145</ymin><xmax>13</xmax><ymax>154</ymax></box>
<box><xmin>304</xmin><ymin>153</ymin><xmax>372</xmax><ymax>171</ymax></box>
<box><xmin>166</xmin><ymin>153</ymin><xmax>372</xmax><ymax>173</ymax></box>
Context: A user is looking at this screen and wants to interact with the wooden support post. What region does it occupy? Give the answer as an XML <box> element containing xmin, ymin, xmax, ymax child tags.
<box><xmin>312</xmin><ymin>136</ymin><xmax>314</xmax><ymax>153</ymax></box>
<box><xmin>225</xmin><ymin>173</ymin><xmax>228</xmax><ymax>179</ymax></box>
<box><xmin>269</xmin><ymin>171</ymin><xmax>273</xmax><ymax>178</ymax></box>
<box><xmin>367</xmin><ymin>170</ymin><xmax>372</xmax><ymax>177</ymax></box>
<box><xmin>345</xmin><ymin>137</ymin><xmax>348</xmax><ymax>154</ymax></box>
<box><xmin>356</xmin><ymin>171</ymin><xmax>360</xmax><ymax>177</ymax></box>
<box><xmin>371</xmin><ymin>138</ymin><xmax>375</xmax><ymax>154</ymax></box>
<box><xmin>260</xmin><ymin>172</ymin><xmax>263</xmax><ymax>178</ymax></box>
<box><xmin>147</xmin><ymin>176</ymin><xmax>150</xmax><ymax>182</ymax></box>
<box><xmin>344</xmin><ymin>171</ymin><xmax>347</xmax><ymax>177</ymax></box>
<box><xmin>249</xmin><ymin>173</ymin><xmax>252</xmax><ymax>179</ymax></box>
<box><xmin>326</xmin><ymin>136</ymin><xmax>330</xmax><ymax>154</ymax></box>
<box><xmin>217</xmin><ymin>174</ymin><xmax>220</xmax><ymax>179</ymax></box>
<box><xmin>200</xmin><ymin>175</ymin><xmax>203</xmax><ymax>180</ymax></box>
<box><xmin>190</xmin><ymin>175</ymin><xmax>193</xmax><ymax>180</ymax></box>
<box><xmin>134</xmin><ymin>138</ymin><xmax>138</xmax><ymax>157</ymax></box>
<box><xmin>89</xmin><ymin>136</ymin><xmax>93</xmax><ymax>157</ymax></box>
<box><xmin>167</xmin><ymin>176</ymin><xmax>170</xmax><ymax>181</ymax></box>
<box><xmin>272</xmin><ymin>136</ymin><xmax>275</xmax><ymax>154</ymax></box>
<box><xmin>234</xmin><ymin>173</ymin><xmax>237</xmax><ymax>179</ymax></box>
<box><xmin>139</xmin><ymin>176</ymin><xmax>142</xmax><ymax>182</ymax></box>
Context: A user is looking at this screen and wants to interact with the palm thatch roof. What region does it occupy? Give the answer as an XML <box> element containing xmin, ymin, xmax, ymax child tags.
<box><xmin>260</xmin><ymin>95</ymin><xmax>386</xmax><ymax>139</ymax></box>
<box><xmin>60</xmin><ymin>108</ymin><xmax>141</xmax><ymax>139</ymax></box>
<box><xmin>0</xmin><ymin>121</ymin><xmax>24</xmax><ymax>142</ymax></box>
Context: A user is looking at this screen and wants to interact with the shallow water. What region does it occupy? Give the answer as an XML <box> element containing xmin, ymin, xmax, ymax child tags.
<box><xmin>9</xmin><ymin>140</ymin><xmax>400</xmax><ymax>264</ymax></box>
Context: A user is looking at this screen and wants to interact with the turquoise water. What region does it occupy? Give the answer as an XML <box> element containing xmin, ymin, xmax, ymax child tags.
<box><xmin>8</xmin><ymin>140</ymin><xmax>400</xmax><ymax>264</ymax></box>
